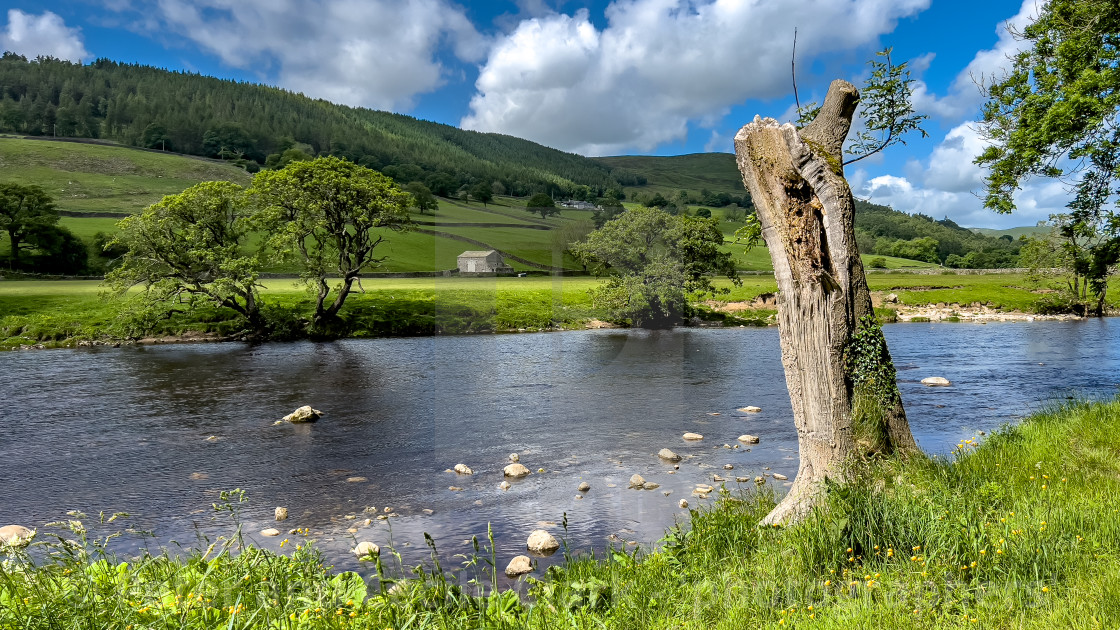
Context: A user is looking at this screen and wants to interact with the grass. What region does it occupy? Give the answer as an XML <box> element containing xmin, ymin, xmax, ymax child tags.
<box><xmin>3</xmin><ymin>273</ymin><xmax>1117</xmax><ymax>349</ymax></box>
<box><xmin>4</xmin><ymin>398</ymin><xmax>1120</xmax><ymax>628</ymax></box>
<box><xmin>0</xmin><ymin>277</ymin><xmax>606</xmax><ymax>348</ymax></box>
<box><xmin>596</xmin><ymin>153</ymin><xmax>745</xmax><ymax>199</ymax></box>
<box><xmin>0</xmin><ymin>137</ymin><xmax>251</xmax><ymax>215</ymax></box>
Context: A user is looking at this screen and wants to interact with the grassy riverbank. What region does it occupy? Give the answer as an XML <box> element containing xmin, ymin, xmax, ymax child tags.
<box><xmin>1</xmin><ymin>273</ymin><xmax>1117</xmax><ymax>349</ymax></box>
<box><xmin>3</xmin><ymin>398</ymin><xmax>1119</xmax><ymax>628</ymax></box>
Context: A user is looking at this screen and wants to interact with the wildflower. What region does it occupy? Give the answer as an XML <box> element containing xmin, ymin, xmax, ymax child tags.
<box><xmin>824</xmin><ymin>580</ymin><xmax>831</xmax><ymax>586</ymax></box>
<box><xmin>1042</xmin><ymin>586</ymin><xmax>1050</xmax><ymax>593</ymax></box>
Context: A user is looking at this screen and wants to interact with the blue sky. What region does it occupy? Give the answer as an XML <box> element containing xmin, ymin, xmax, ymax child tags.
<box><xmin>0</xmin><ymin>0</ymin><xmax>1066</xmax><ymax>228</ymax></box>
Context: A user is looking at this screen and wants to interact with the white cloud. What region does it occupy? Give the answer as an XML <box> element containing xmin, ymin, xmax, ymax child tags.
<box><xmin>462</xmin><ymin>0</ymin><xmax>930</xmax><ymax>155</ymax></box>
<box><xmin>147</xmin><ymin>0</ymin><xmax>487</xmax><ymax>111</ymax></box>
<box><xmin>854</xmin><ymin>122</ymin><xmax>1072</xmax><ymax>229</ymax></box>
<box><xmin>1</xmin><ymin>9</ymin><xmax>89</xmax><ymax>62</ymax></box>
<box><xmin>910</xmin><ymin>0</ymin><xmax>1037</xmax><ymax>120</ymax></box>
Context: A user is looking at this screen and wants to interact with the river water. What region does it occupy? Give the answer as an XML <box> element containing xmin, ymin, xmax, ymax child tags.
<box><xmin>2</xmin><ymin>320</ymin><xmax>1117</xmax><ymax>577</ymax></box>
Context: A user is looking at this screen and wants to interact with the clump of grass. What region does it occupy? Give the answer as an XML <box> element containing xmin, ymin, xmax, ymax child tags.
<box><xmin>5</xmin><ymin>399</ymin><xmax>1120</xmax><ymax>628</ymax></box>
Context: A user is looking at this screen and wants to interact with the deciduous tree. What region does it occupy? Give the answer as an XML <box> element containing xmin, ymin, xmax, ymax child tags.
<box><xmin>0</xmin><ymin>183</ymin><xmax>59</xmax><ymax>269</ymax></box>
<box><xmin>526</xmin><ymin>193</ymin><xmax>559</xmax><ymax>219</ymax></box>
<box><xmin>105</xmin><ymin>181</ymin><xmax>266</xmax><ymax>334</ymax></box>
<box><xmin>976</xmin><ymin>0</ymin><xmax>1120</xmax><ymax>315</ymax></box>
<box><xmin>573</xmin><ymin>206</ymin><xmax>738</xmax><ymax>328</ymax></box>
<box><xmin>251</xmin><ymin>157</ymin><xmax>412</xmax><ymax>334</ymax></box>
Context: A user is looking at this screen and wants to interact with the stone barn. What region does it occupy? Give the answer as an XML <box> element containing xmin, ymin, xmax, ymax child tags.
<box><xmin>457</xmin><ymin>250</ymin><xmax>514</xmax><ymax>275</ymax></box>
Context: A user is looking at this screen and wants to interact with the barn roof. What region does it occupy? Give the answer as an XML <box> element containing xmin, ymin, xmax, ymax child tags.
<box><xmin>458</xmin><ymin>250</ymin><xmax>499</xmax><ymax>258</ymax></box>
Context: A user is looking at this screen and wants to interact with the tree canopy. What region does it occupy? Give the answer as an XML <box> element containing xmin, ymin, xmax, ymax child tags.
<box><xmin>0</xmin><ymin>183</ymin><xmax>58</xmax><ymax>269</ymax></box>
<box><xmin>251</xmin><ymin>157</ymin><xmax>413</xmax><ymax>332</ymax></box>
<box><xmin>573</xmin><ymin>206</ymin><xmax>739</xmax><ymax>328</ymax></box>
<box><xmin>105</xmin><ymin>181</ymin><xmax>265</xmax><ymax>334</ymax></box>
<box><xmin>976</xmin><ymin>0</ymin><xmax>1120</xmax><ymax>313</ymax></box>
<box><xmin>526</xmin><ymin>193</ymin><xmax>559</xmax><ymax>219</ymax></box>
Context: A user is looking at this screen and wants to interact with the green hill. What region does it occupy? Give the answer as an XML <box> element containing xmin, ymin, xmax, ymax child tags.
<box><xmin>596</xmin><ymin>153</ymin><xmax>744</xmax><ymax>198</ymax></box>
<box><xmin>0</xmin><ymin>55</ymin><xmax>633</xmax><ymax>198</ymax></box>
<box><xmin>970</xmin><ymin>225</ymin><xmax>1051</xmax><ymax>240</ymax></box>
<box><xmin>0</xmin><ymin>137</ymin><xmax>251</xmax><ymax>215</ymax></box>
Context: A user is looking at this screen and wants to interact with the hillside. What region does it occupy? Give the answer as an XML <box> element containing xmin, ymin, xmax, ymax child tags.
<box><xmin>0</xmin><ymin>137</ymin><xmax>251</xmax><ymax>215</ymax></box>
<box><xmin>596</xmin><ymin>153</ymin><xmax>744</xmax><ymax>199</ymax></box>
<box><xmin>0</xmin><ymin>55</ymin><xmax>636</xmax><ymax>198</ymax></box>
<box><xmin>604</xmin><ymin>152</ymin><xmax>1023</xmax><ymax>267</ymax></box>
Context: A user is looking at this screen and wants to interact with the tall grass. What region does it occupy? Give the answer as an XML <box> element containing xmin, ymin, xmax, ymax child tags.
<box><xmin>4</xmin><ymin>399</ymin><xmax>1120</xmax><ymax>628</ymax></box>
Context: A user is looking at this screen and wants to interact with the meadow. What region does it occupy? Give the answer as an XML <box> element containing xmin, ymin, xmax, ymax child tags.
<box><xmin>2</xmin><ymin>273</ymin><xmax>1114</xmax><ymax>349</ymax></box>
<box><xmin>3</xmin><ymin>397</ymin><xmax>1118</xmax><ymax>628</ymax></box>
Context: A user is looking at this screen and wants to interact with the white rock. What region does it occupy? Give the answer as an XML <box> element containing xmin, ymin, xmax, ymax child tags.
<box><xmin>772</xmin><ymin>473</ymin><xmax>789</xmax><ymax>481</ymax></box>
<box><xmin>283</xmin><ymin>405</ymin><xmax>321</xmax><ymax>423</ymax></box>
<box><xmin>578</xmin><ymin>482</ymin><xmax>591</xmax><ymax>492</ymax></box>
<box><xmin>274</xmin><ymin>507</ymin><xmax>288</xmax><ymax>521</ymax></box>
<box><xmin>682</xmin><ymin>432</ymin><xmax>704</xmax><ymax>441</ymax></box>
<box><xmin>453</xmin><ymin>463</ymin><xmax>473</xmax><ymax>475</ymax></box>
<box><xmin>737</xmin><ymin>406</ymin><xmax>762</xmax><ymax>413</ymax></box>
<box><xmin>657</xmin><ymin>448</ymin><xmax>682</xmax><ymax>462</ymax></box>
<box><xmin>448</xmin><ymin>486</ymin><xmax>463</xmax><ymax>491</ymax></box>
<box><xmin>922</xmin><ymin>376</ymin><xmax>952</xmax><ymax>386</ymax></box>
<box><xmin>736</xmin><ymin>476</ymin><xmax>750</xmax><ymax>483</ymax></box>
<box><xmin>504</xmin><ymin>463</ymin><xmax>531</xmax><ymax>479</ymax></box>
<box><xmin>679</xmin><ymin>499</ymin><xmax>689</xmax><ymax>509</ymax></box>
<box><xmin>509</xmin><ymin>453</ymin><xmax>520</xmax><ymax>463</ymax></box>
<box><xmin>643</xmin><ymin>482</ymin><xmax>661</xmax><ymax>490</ymax></box>
<box><xmin>260</xmin><ymin>528</ymin><xmax>281</xmax><ymax>537</ymax></box>
<box><xmin>505</xmin><ymin>555</ymin><xmax>533</xmax><ymax>577</ymax></box>
<box><xmin>723</xmin><ymin>464</ymin><xmax>734</xmax><ymax>470</ymax></box>
<box><xmin>628</xmin><ymin>474</ymin><xmax>646</xmax><ymax>488</ymax></box>
<box><xmin>737</xmin><ymin>434</ymin><xmax>760</xmax><ymax>444</ymax></box>
<box><xmin>0</xmin><ymin>525</ymin><xmax>33</xmax><ymax>547</ymax></box>
<box><xmin>526</xmin><ymin>529</ymin><xmax>560</xmax><ymax>555</ymax></box>
<box><xmin>499</xmin><ymin>481</ymin><xmax>512</xmax><ymax>491</ymax></box>
<box><xmin>353</xmin><ymin>541</ymin><xmax>380</xmax><ymax>559</ymax></box>
<box><xmin>346</xmin><ymin>476</ymin><xmax>368</xmax><ymax>483</ymax></box>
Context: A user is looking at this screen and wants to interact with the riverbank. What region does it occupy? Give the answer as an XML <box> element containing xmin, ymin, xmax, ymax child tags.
<box><xmin>3</xmin><ymin>397</ymin><xmax>1118</xmax><ymax>628</ymax></box>
<box><xmin>1</xmin><ymin>274</ymin><xmax>1116</xmax><ymax>349</ymax></box>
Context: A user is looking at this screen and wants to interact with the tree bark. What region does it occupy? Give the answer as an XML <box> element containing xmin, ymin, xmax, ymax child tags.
<box><xmin>734</xmin><ymin>80</ymin><xmax>917</xmax><ymax>525</ymax></box>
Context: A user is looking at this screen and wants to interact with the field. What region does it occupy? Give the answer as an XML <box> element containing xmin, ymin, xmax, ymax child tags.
<box><xmin>3</xmin><ymin>273</ymin><xmax>1116</xmax><ymax>350</ymax></box>
<box><xmin>0</xmin><ymin>137</ymin><xmax>251</xmax><ymax>215</ymax></box>
<box><xmin>3</xmin><ymin>396</ymin><xmax>1119</xmax><ymax>628</ymax></box>
<box><xmin>596</xmin><ymin>153</ymin><xmax>745</xmax><ymax>198</ymax></box>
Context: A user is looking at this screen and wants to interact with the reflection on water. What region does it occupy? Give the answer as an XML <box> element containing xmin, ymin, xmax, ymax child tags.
<box><xmin>2</xmin><ymin>319</ymin><xmax>1118</xmax><ymax>575</ymax></box>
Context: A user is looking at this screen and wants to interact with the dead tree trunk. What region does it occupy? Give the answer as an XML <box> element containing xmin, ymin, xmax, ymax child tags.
<box><xmin>734</xmin><ymin>80</ymin><xmax>917</xmax><ymax>525</ymax></box>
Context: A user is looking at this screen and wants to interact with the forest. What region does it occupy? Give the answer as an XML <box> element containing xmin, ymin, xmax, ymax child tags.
<box><xmin>0</xmin><ymin>54</ymin><xmax>644</xmax><ymax>199</ymax></box>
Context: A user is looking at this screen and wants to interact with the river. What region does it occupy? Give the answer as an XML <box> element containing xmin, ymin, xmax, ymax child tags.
<box><xmin>2</xmin><ymin>319</ymin><xmax>1117</xmax><ymax>577</ymax></box>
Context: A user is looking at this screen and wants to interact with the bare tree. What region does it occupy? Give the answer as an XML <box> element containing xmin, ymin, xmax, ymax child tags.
<box><xmin>733</xmin><ymin>80</ymin><xmax>917</xmax><ymax>525</ymax></box>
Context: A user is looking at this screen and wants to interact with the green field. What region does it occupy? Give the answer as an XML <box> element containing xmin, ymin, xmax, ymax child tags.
<box><xmin>597</xmin><ymin>153</ymin><xmax>745</xmax><ymax>198</ymax></box>
<box><xmin>0</xmin><ymin>137</ymin><xmax>252</xmax><ymax>215</ymax></box>
<box><xmin>3</xmin><ymin>273</ymin><xmax>1115</xmax><ymax>349</ymax></box>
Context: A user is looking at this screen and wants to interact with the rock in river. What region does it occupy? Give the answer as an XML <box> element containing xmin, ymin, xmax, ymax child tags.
<box><xmin>682</xmin><ymin>432</ymin><xmax>704</xmax><ymax>441</ymax></box>
<box><xmin>0</xmin><ymin>525</ymin><xmax>32</xmax><ymax>547</ymax></box>
<box><xmin>274</xmin><ymin>507</ymin><xmax>288</xmax><ymax>521</ymax></box>
<box><xmin>260</xmin><ymin>528</ymin><xmax>281</xmax><ymax>537</ymax></box>
<box><xmin>657</xmin><ymin>448</ymin><xmax>682</xmax><ymax>462</ymax></box>
<box><xmin>628</xmin><ymin>474</ymin><xmax>646</xmax><ymax>488</ymax></box>
<box><xmin>737</xmin><ymin>434</ymin><xmax>760</xmax><ymax>444</ymax></box>
<box><xmin>453</xmin><ymin>463</ymin><xmax>473</xmax><ymax>475</ymax></box>
<box><xmin>772</xmin><ymin>473</ymin><xmax>789</xmax><ymax>481</ymax></box>
<box><xmin>509</xmin><ymin>453</ymin><xmax>520</xmax><ymax>463</ymax></box>
<box><xmin>504</xmin><ymin>463</ymin><xmax>531</xmax><ymax>479</ymax></box>
<box><xmin>283</xmin><ymin>405</ymin><xmax>321</xmax><ymax>423</ymax></box>
<box><xmin>526</xmin><ymin>530</ymin><xmax>560</xmax><ymax>555</ymax></box>
<box><xmin>737</xmin><ymin>406</ymin><xmax>762</xmax><ymax>413</ymax></box>
<box><xmin>500</xmin><ymin>481</ymin><xmax>512</xmax><ymax>491</ymax></box>
<box><xmin>505</xmin><ymin>555</ymin><xmax>533</xmax><ymax>577</ymax></box>
<box><xmin>921</xmin><ymin>376</ymin><xmax>952</xmax><ymax>387</ymax></box>
<box><xmin>353</xmin><ymin>541</ymin><xmax>380</xmax><ymax>559</ymax></box>
<box><xmin>578</xmin><ymin>481</ymin><xmax>591</xmax><ymax>492</ymax></box>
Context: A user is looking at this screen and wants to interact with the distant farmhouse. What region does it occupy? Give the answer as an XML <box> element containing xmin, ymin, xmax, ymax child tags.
<box><xmin>558</xmin><ymin>200</ymin><xmax>599</xmax><ymax>210</ymax></box>
<box><xmin>457</xmin><ymin>250</ymin><xmax>514</xmax><ymax>275</ymax></box>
